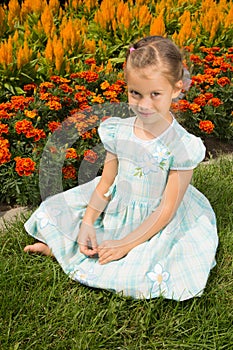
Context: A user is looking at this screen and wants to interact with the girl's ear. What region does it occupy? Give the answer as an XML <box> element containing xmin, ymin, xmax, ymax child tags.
<box><xmin>172</xmin><ymin>80</ymin><xmax>183</xmax><ymax>99</ymax></box>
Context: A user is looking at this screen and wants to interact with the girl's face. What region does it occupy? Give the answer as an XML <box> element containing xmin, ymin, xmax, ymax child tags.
<box><xmin>127</xmin><ymin>66</ymin><xmax>182</xmax><ymax>124</ymax></box>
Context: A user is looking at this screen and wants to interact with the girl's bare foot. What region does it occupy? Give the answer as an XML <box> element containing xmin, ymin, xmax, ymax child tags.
<box><xmin>24</xmin><ymin>242</ymin><xmax>52</xmax><ymax>256</ymax></box>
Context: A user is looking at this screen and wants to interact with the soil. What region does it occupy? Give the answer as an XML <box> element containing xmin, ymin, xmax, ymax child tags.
<box><xmin>204</xmin><ymin>137</ymin><xmax>233</xmax><ymax>160</ymax></box>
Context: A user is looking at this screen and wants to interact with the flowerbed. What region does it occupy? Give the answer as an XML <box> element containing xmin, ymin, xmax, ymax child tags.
<box><xmin>0</xmin><ymin>0</ymin><xmax>232</xmax><ymax>205</ymax></box>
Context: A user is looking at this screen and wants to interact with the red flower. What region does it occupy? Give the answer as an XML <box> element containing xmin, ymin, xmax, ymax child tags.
<box><xmin>23</xmin><ymin>83</ymin><xmax>37</xmax><ymax>92</ymax></box>
<box><xmin>217</xmin><ymin>77</ymin><xmax>231</xmax><ymax>87</ymax></box>
<box><xmin>15</xmin><ymin>120</ymin><xmax>33</xmax><ymax>134</ymax></box>
<box><xmin>50</xmin><ymin>76</ymin><xmax>70</xmax><ymax>84</ymax></box>
<box><xmin>0</xmin><ymin>139</ymin><xmax>11</xmax><ymax>164</ymax></box>
<box><xmin>14</xmin><ymin>157</ymin><xmax>36</xmax><ymax>176</ymax></box>
<box><xmin>66</xmin><ymin>148</ymin><xmax>78</xmax><ymax>159</ymax></box>
<box><xmin>73</xmin><ymin>71</ymin><xmax>99</xmax><ymax>83</ymax></box>
<box><xmin>62</xmin><ymin>165</ymin><xmax>76</xmax><ymax>179</ymax></box>
<box><xmin>208</xmin><ymin>98</ymin><xmax>223</xmax><ymax>107</ymax></box>
<box><xmin>188</xmin><ymin>103</ymin><xmax>201</xmax><ymax>113</ymax></box>
<box><xmin>46</xmin><ymin>100</ymin><xmax>62</xmax><ymax>110</ymax></box>
<box><xmin>48</xmin><ymin>121</ymin><xmax>62</xmax><ymax>132</ymax></box>
<box><xmin>59</xmin><ymin>84</ymin><xmax>74</xmax><ymax>93</ymax></box>
<box><xmin>199</xmin><ymin>120</ymin><xmax>214</xmax><ymax>134</ymax></box>
<box><xmin>84</xmin><ymin>58</ymin><xmax>96</xmax><ymax>65</ymax></box>
<box><xmin>83</xmin><ymin>150</ymin><xmax>98</xmax><ymax>163</ymax></box>
<box><xmin>193</xmin><ymin>94</ymin><xmax>207</xmax><ymax>107</ymax></box>
<box><xmin>0</xmin><ymin>123</ymin><xmax>9</xmax><ymax>135</ymax></box>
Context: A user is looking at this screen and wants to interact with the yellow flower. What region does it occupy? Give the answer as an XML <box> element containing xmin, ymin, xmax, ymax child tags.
<box><xmin>100</xmin><ymin>81</ymin><xmax>110</xmax><ymax>90</ymax></box>
<box><xmin>24</xmin><ymin>110</ymin><xmax>37</xmax><ymax>119</ymax></box>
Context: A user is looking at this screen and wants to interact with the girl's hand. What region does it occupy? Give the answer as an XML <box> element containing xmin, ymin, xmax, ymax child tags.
<box><xmin>78</xmin><ymin>222</ymin><xmax>98</xmax><ymax>257</ymax></box>
<box><xmin>98</xmin><ymin>239</ymin><xmax>130</xmax><ymax>265</ymax></box>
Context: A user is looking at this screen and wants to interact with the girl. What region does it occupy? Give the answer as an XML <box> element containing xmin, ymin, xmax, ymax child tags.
<box><xmin>24</xmin><ymin>36</ymin><xmax>218</xmax><ymax>301</ymax></box>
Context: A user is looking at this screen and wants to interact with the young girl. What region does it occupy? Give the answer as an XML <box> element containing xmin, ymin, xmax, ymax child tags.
<box><xmin>24</xmin><ymin>36</ymin><xmax>218</xmax><ymax>301</ymax></box>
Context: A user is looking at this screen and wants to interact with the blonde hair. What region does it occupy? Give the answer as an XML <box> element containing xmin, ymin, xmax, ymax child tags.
<box><xmin>125</xmin><ymin>36</ymin><xmax>183</xmax><ymax>86</ymax></box>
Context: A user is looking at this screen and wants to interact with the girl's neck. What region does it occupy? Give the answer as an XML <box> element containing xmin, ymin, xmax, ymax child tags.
<box><xmin>134</xmin><ymin>112</ymin><xmax>173</xmax><ymax>140</ymax></box>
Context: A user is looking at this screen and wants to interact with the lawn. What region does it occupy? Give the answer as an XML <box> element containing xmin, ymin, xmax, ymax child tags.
<box><xmin>0</xmin><ymin>155</ymin><xmax>232</xmax><ymax>350</ymax></box>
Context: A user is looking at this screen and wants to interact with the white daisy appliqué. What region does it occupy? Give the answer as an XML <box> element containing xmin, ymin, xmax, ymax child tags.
<box><xmin>36</xmin><ymin>208</ymin><xmax>61</xmax><ymax>229</ymax></box>
<box><xmin>147</xmin><ymin>263</ymin><xmax>170</xmax><ymax>295</ymax></box>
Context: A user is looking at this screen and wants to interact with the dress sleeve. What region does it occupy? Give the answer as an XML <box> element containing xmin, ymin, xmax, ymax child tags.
<box><xmin>98</xmin><ymin>117</ymin><xmax>120</xmax><ymax>154</ymax></box>
<box><xmin>170</xmin><ymin>133</ymin><xmax>206</xmax><ymax>170</ymax></box>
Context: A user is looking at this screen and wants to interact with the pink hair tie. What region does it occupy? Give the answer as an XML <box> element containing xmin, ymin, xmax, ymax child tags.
<box><xmin>130</xmin><ymin>47</ymin><xmax>135</xmax><ymax>53</ymax></box>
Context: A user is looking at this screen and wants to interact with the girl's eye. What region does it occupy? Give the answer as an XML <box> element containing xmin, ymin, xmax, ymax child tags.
<box><xmin>129</xmin><ymin>90</ymin><xmax>140</xmax><ymax>97</ymax></box>
<box><xmin>151</xmin><ymin>92</ymin><xmax>160</xmax><ymax>97</ymax></box>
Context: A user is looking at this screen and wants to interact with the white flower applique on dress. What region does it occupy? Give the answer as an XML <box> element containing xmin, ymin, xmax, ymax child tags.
<box><xmin>147</xmin><ymin>263</ymin><xmax>170</xmax><ymax>296</ymax></box>
<box><xmin>134</xmin><ymin>145</ymin><xmax>170</xmax><ymax>177</ymax></box>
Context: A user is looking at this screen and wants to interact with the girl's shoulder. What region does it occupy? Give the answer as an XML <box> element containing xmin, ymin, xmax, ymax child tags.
<box><xmin>98</xmin><ymin>117</ymin><xmax>135</xmax><ymax>153</ymax></box>
<box><xmin>167</xmin><ymin>118</ymin><xmax>206</xmax><ymax>170</ymax></box>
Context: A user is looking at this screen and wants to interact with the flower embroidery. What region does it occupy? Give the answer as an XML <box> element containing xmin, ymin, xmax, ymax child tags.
<box><xmin>72</xmin><ymin>267</ymin><xmax>97</xmax><ymax>286</ymax></box>
<box><xmin>147</xmin><ymin>263</ymin><xmax>170</xmax><ymax>295</ymax></box>
<box><xmin>134</xmin><ymin>146</ymin><xmax>170</xmax><ymax>177</ymax></box>
<box><xmin>36</xmin><ymin>208</ymin><xmax>61</xmax><ymax>229</ymax></box>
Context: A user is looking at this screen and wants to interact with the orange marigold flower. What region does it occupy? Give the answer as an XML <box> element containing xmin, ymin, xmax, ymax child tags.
<box><xmin>82</xmin><ymin>131</ymin><xmax>92</xmax><ymax>139</ymax></box>
<box><xmin>83</xmin><ymin>149</ymin><xmax>98</xmax><ymax>163</ymax></box>
<box><xmin>15</xmin><ymin>119</ymin><xmax>33</xmax><ymax>134</ymax></box>
<box><xmin>66</xmin><ymin>148</ymin><xmax>78</xmax><ymax>159</ymax></box>
<box><xmin>175</xmin><ymin>99</ymin><xmax>190</xmax><ymax>112</ymax></box>
<box><xmin>100</xmin><ymin>81</ymin><xmax>110</xmax><ymax>90</ymax></box>
<box><xmin>14</xmin><ymin>157</ymin><xmax>36</xmax><ymax>176</ymax></box>
<box><xmin>48</xmin><ymin>121</ymin><xmax>62</xmax><ymax>132</ymax></box>
<box><xmin>24</xmin><ymin>109</ymin><xmax>37</xmax><ymax>119</ymax></box>
<box><xmin>219</xmin><ymin>62</ymin><xmax>232</xmax><ymax>72</ymax></box>
<box><xmin>193</xmin><ymin>94</ymin><xmax>207</xmax><ymax>107</ymax></box>
<box><xmin>75</xmin><ymin>71</ymin><xmax>99</xmax><ymax>83</ymax></box>
<box><xmin>74</xmin><ymin>92</ymin><xmax>88</xmax><ymax>104</ymax></box>
<box><xmin>46</xmin><ymin>100</ymin><xmax>62</xmax><ymax>110</ymax></box>
<box><xmin>0</xmin><ymin>110</ymin><xmax>11</xmax><ymax>119</ymax></box>
<box><xmin>91</xmin><ymin>95</ymin><xmax>105</xmax><ymax>103</ymax></box>
<box><xmin>31</xmin><ymin>128</ymin><xmax>46</xmax><ymax>142</ymax></box>
<box><xmin>0</xmin><ymin>123</ymin><xmax>9</xmax><ymax>135</ymax></box>
<box><xmin>59</xmin><ymin>84</ymin><xmax>74</xmax><ymax>93</ymax></box>
<box><xmin>23</xmin><ymin>83</ymin><xmax>37</xmax><ymax>92</ymax></box>
<box><xmin>11</xmin><ymin>96</ymin><xmax>34</xmax><ymax>110</ymax></box>
<box><xmin>192</xmin><ymin>75</ymin><xmax>205</xmax><ymax>85</ymax></box>
<box><xmin>85</xmin><ymin>58</ymin><xmax>96</xmax><ymax>65</ymax></box>
<box><xmin>204</xmin><ymin>68</ymin><xmax>221</xmax><ymax>76</ymax></box>
<box><xmin>62</xmin><ymin>165</ymin><xmax>76</xmax><ymax>179</ymax></box>
<box><xmin>108</xmin><ymin>84</ymin><xmax>122</xmax><ymax>93</ymax></box>
<box><xmin>208</xmin><ymin>98</ymin><xmax>223</xmax><ymax>107</ymax></box>
<box><xmin>0</xmin><ymin>146</ymin><xmax>11</xmax><ymax>164</ymax></box>
<box><xmin>189</xmin><ymin>103</ymin><xmax>201</xmax><ymax>113</ymax></box>
<box><xmin>39</xmin><ymin>92</ymin><xmax>52</xmax><ymax>101</ymax></box>
<box><xmin>87</xmin><ymin>115</ymin><xmax>98</xmax><ymax>124</ymax></box>
<box><xmin>39</xmin><ymin>82</ymin><xmax>54</xmax><ymax>91</ymax></box>
<box><xmin>50</xmin><ymin>76</ymin><xmax>70</xmax><ymax>84</ymax></box>
<box><xmin>190</xmin><ymin>54</ymin><xmax>202</xmax><ymax>64</ymax></box>
<box><xmin>0</xmin><ymin>139</ymin><xmax>10</xmax><ymax>148</ymax></box>
<box><xmin>217</xmin><ymin>77</ymin><xmax>231</xmax><ymax>87</ymax></box>
<box><xmin>199</xmin><ymin>120</ymin><xmax>214</xmax><ymax>134</ymax></box>
<box><xmin>115</xmin><ymin>80</ymin><xmax>126</xmax><ymax>86</ymax></box>
<box><xmin>74</xmin><ymin>85</ymin><xmax>87</xmax><ymax>91</ymax></box>
<box><xmin>204</xmin><ymin>92</ymin><xmax>214</xmax><ymax>100</ymax></box>
<box><xmin>103</xmin><ymin>90</ymin><xmax>118</xmax><ymax>99</ymax></box>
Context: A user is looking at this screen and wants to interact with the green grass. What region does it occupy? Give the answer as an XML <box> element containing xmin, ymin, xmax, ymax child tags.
<box><xmin>0</xmin><ymin>155</ymin><xmax>232</xmax><ymax>350</ymax></box>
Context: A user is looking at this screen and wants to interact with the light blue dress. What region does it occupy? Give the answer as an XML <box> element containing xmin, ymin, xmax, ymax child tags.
<box><xmin>25</xmin><ymin>116</ymin><xmax>218</xmax><ymax>301</ymax></box>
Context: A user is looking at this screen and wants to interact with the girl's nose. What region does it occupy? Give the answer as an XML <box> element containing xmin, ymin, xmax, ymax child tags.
<box><xmin>138</xmin><ymin>98</ymin><xmax>153</xmax><ymax>111</ymax></box>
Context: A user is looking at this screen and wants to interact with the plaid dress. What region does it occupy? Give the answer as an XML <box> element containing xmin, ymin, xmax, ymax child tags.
<box><xmin>25</xmin><ymin>117</ymin><xmax>218</xmax><ymax>300</ymax></box>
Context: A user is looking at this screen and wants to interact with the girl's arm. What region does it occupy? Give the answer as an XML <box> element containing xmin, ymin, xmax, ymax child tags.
<box><xmin>98</xmin><ymin>169</ymin><xmax>193</xmax><ymax>264</ymax></box>
<box><xmin>78</xmin><ymin>152</ymin><xmax>118</xmax><ymax>256</ymax></box>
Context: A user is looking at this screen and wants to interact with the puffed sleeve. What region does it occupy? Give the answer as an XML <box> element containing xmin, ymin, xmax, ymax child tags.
<box><xmin>170</xmin><ymin>132</ymin><xmax>206</xmax><ymax>170</ymax></box>
<box><xmin>98</xmin><ymin>117</ymin><xmax>121</xmax><ymax>154</ymax></box>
